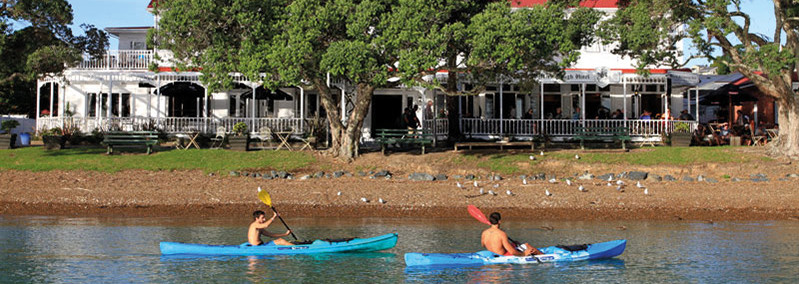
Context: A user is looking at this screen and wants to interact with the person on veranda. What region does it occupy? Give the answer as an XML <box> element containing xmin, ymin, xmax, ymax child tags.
<box><xmin>481</xmin><ymin>212</ymin><xmax>542</xmax><ymax>256</ymax></box>
<box><xmin>248</xmin><ymin>210</ymin><xmax>293</xmax><ymax>246</ymax></box>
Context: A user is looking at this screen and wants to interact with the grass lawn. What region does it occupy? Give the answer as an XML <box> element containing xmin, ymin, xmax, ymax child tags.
<box><xmin>474</xmin><ymin>146</ymin><xmax>762</xmax><ymax>174</ymax></box>
<box><xmin>0</xmin><ymin>147</ymin><xmax>315</xmax><ymax>173</ymax></box>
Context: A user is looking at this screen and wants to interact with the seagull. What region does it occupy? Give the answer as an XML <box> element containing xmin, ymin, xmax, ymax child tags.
<box><xmin>456</xmin><ymin>182</ymin><xmax>463</xmax><ymax>188</ymax></box>
<box><xmin>540</xmin><ymin>151</ymin><xmax>545</xmax><ymax>156</ymax></box>
<box><xmin>257</xmin><ymin>186</ymin><xmax>262</xmax><ymax>192</ymax></box>
<box><xmin>644</xmin><ymin>188</ymin><xmax>649</xmax><ymax>195</ymax></box>
<box><xmin>575</xmin><ymin>154</ymin><xmax>580</xmax><ymax>160</ymax></box>
<box><xmin>548</xmin><ymin>178</ymin><xmax>557</xmax><ymax>184</ymax></box>
<box><xmin>566</xmin><ymin>179</ymin><xmax>573</xmax><ymax>186</ymax></box>
<box><xmin>529</xmin><ymin>155</ymin><xmax>535</xmax><ymax>160</ymax></box>
<box><xmin>607</xmin><ymin>176</ymin><xmax>613</xmax><ymax>182</ymax></box>
<box><xmin>578</xmin><ymin>185</ymin><xmax>586</xmax><ymax>192</ymax></box>
<box><xmin>479</xmin><ymin>188</ymin><xmax>485</xmax><ymax>195</ymax></box>
<box><xmin>360</xmin><ymin>197</ymin><xmax>369</xmax><ymax>203</ymax></box>
<box><xmin>506</xmin><ymin>190</ymin><xmax>513</xmax><ymax>196</ymax></box>
<box><xmin>378</xmin><ymin>198</ymin><xmax>386</xmax><ymax>204</ymax></box>
<box><xmin>523</xmin><ymin>178</ymin><xmax>528</xmax><ymax>185</ymax></box>
<box><xmin>488</xmin><ymin>190</ymin><xmax>497</xmax><ymax>196</ymax></box>
<box><xmin>616</xmin><ymin>180</ymin><xmax>625</xmax><ymax>185</ymax></box>
<box><xmin>337</xmin><ymin>191</ymin><xmax>342</xmax><ymax>196</ymax></box>
<box><xmin>616</xmin><ymin>185</ymin><xmax>625</xmax><ymax>192</ymax></box>
<box><xmin>473</xmin><ymin>181</ymin><xmax>479</xmax><ymax>187</ymax></box>
<box><xmin>607</xmin><ymin>182</ymin><xmax>613</xmax><ymax>187</ymax></box>
<box><xmin>636</xmin><ymin>181</ymin><xmax>644</xmax><ymax>188</ymax></box>
<box><xmin>545</xmin><ymin>189</ymin><xmax>552</xmax><ymax>196</ymax></box>
<box><xmin>493</xmin><ymin>184</ymin><xmax>500</xmax><ymax>188</ymax></box>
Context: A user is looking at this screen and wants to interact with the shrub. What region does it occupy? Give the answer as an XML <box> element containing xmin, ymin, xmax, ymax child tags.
<box><xmin>233</xmin><ymin>122</ymin><xmax>248</xmax><ymax>136</ymax></box>
<box><xmin>1</xmin><ymin>120</ymin><xmax>20</xmax><ymax>134</ymax></box>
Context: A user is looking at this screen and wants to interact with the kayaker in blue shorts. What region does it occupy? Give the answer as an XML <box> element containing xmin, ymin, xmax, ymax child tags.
<box><xmin>481</xmin><ymin>212</ymin><xmax>542</xmax><ymax>256</ymax></box>
<box><xmin>248</xmin><ymin>210</ymin><xmax>293</xmax><ymax>246</ymax></box>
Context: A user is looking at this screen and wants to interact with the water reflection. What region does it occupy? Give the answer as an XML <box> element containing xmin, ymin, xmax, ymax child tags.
<box><xmin>1</xmin><ymin>216</ymin><xmax>797</xmax><ymax>283</ymax></box>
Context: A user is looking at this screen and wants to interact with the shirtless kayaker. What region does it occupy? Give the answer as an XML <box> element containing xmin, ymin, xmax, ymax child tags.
<box><xmin>481</xmin><ymin>212</ymin><xmax>542</xmax><ymax>256</ymax></box>
<box><xmin>248</xmin><ymin>210</ymin><xmax>292</xmax><ymax>246</ymax></box>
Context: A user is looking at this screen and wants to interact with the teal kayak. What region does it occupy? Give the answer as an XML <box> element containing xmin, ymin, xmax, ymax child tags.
<box><xmin>160</xmin><ymin>233</ymin><xmax>398</xmax><ymax>255</ymax></box>
<box><xmin>404</xmin><ymin>239</ymin><xmax>626</xmax><ymax>267</ymax></box>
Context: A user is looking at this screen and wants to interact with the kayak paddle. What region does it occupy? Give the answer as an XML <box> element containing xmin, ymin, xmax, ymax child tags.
<box><xmin>258</xmin><ymin>187</ymin><xmax>298</xmax><ymax>240</ymax></box>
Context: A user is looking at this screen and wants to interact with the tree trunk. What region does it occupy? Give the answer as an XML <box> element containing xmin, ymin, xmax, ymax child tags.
<box><xmin>314</xmin><ymin>78</ymin><xmax>375</xmax><ymax>162</ymax></box>
<box><xmin>767</xmin><ymin>97</ymin><xmax>799</xmax><ymax>158</ymax></box>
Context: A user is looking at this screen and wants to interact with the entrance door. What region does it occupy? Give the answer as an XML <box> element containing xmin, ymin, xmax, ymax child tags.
<box><xmin>371</xmin><ymin>95</ymin><xmax>403</xmax><ymax>135</ymax></box>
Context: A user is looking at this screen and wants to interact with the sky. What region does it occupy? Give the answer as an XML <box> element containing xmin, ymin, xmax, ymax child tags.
<box><xmin>65</xmin><ymin>0</ymin><xmax>775</xmax><ymax>67</ymax></box>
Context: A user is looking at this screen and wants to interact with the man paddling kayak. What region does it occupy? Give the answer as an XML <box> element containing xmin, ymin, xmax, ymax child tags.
<box><xmin>481</xmin><ymin>212</ymin><xmax>542</xmax><ymax>256</ymax></box>
<box><xmin>248</xmin><ymin>210</ymin><xmax>293</xmax><ymax>246</ymax></box>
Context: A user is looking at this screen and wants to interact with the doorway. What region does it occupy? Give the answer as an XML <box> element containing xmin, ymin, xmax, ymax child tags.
<box><xmin>371</xmin><ymin>95</ymin><xmax>403</xmax><ymax>135</ymax></box>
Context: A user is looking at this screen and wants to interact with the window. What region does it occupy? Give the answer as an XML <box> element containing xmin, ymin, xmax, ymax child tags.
<box><xmin>130</xmin><ymin>41</ymin><xmax>146</xmax><ymax>50</ymax></box>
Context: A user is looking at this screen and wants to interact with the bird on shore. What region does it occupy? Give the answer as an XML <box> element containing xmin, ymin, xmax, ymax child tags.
<box><xmin>578</xmin><ymin>185</ymin><xmax>586</xmax><ymax>192</ymax></box>
<box><xmin>545</xmin><ymin>189</ymin><xmax>552</xmax><ymax>196</ymax></box>
<box><xmin>257</xmin><ymin>186</ymin><xmax>262</xmax><ymax>192</ymax></box>
<box><xmin>493</xmin><ymin>184</ymin><xmax>500</xmax><ymax>188</ymax></box>
<box><xmin>473</xmin><ymin>181</ymin><xmax>479</xmax><ymax>187</ymax></box>
<box><xmin>456</xmin><ymin>182</ymin><xmax>463</xmax><ymax>189</ymax></box>
<box><xmin>607</xmin><ymin>175</ymin><xmax>613</xmax><ymax>182</ymax></box>
<box><xmin>575</xmin><ymin>154</ymin><xmax>580</xmax><ymax>160</ymax></box>
<box><xmin>616</xmin><ymin>180</ymin><xmax>625</xmax><ymax>185</ymax></box>
<box><xmin>479</xmin><ymin>188</ymin><xmax>485</xmax><ymax>195</ymax></box>
<box><xmin>506</xmin><ymin>190</ymin><xmax>513</xmax><ymax>196</ymax></box>
<box><xmin>488</xmin><ymin>190</ymin><xmax>497</xmax><ymax>196</ymax></box>
<box><xmin>523</xmin><ymin>178</ymin><xmax>528</xmax><ymax>185</ymax></box>
<box><xmin>548</xmin><ymin>178</ymin><xmax>557</xmax><ymax>183</ymax></box>
<box><xmin>378</xmin><ymin>198</ymin><xmax>386</xmax><ymax>204</ymax></box>
<box><xmin>566</xmin><ymin>179</ymin><xmax>573</xmax><ymax>186</ymax></box>
<box><xmin>540</xmin><ymin>151</ymin><xmax>545</xmax><ymax>156</ymax></box>
<box><xmin>616</xmin><ymin>185</ymin><xmax>625</xmax><ymax>192</ymax></box>
<box><xmin>337</xmin><ymin>191</ymin><xmax>342</xmax><ymax>196</ymax></box>
<box><xmin>529</xmin><ymin>155</ymin><xmax>536</xmax><ymax>160</ymax></box>
<box><xmin>361</xmin><ymin>197</ymin><xmax>369</xmax><ymax>203</ymax></box>
<box><xmin>636</xmin><ymin>181</ymin><xmax>644</xmax><ymax>188</ymax></box>
<box><xmin>644</xmin><ymin>188</ymin><xmax>649</xmax><ymax>195</ymax></box>
<box><xmin>606</xmin><ymin>182</ymin><xmax>613</xmax><ymax>187</ymax></box>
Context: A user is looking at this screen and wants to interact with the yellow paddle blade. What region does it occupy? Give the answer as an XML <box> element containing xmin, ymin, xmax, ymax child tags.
<box><xmin>258</xmin><ymin>189</ymin><xmax>272</xmax><ymax>207</ymax></box>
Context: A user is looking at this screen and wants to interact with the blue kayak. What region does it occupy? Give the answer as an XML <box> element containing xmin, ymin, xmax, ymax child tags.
<box><xmin>404</xmin><ymin>239</ymin><xmax>626</xmax><ymax>267</ymax></box>
<box><xmin>160</xmin><ymin>233</ymin><xmax>398</xmax><ymax>255</ymax></box>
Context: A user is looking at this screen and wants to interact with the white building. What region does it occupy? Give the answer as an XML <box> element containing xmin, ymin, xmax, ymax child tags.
<box><xmin>36</xmin><ymin>0</ymin><xmax>700</xmax><ymax>144</ymax></box>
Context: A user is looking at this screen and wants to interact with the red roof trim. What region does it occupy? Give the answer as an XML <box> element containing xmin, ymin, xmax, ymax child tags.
<box><xmin>148</xmin><ymin>0</ymin><xmax>158</xmax><ymax>9</ymax></box>
<box><xmin>158</xmin><ymin>67</ymin><xmax>202</xmax><ymax>72</ymax></box>
<box><xmin>511</xmin><ymin>0</ymin><xmax>618</xmax><ymax>8</ymax></box>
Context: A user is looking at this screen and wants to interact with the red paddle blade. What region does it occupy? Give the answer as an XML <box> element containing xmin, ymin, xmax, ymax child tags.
<box><xmin>467</xmin><ymin>205</ymin><xmax>491</xmax><ymax>225</ymax></box>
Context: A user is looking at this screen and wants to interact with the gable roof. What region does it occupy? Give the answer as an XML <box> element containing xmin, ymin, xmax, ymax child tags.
<box><xmin>511</xmin><ymin>0</ymin><xmax>619</xmax><ymax>8</ymax></box>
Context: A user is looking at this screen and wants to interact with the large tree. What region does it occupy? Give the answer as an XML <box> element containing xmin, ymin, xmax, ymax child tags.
<box><xmin>153</xmin><ymin>0</ymin><xmax>398</xmax><ymax>161</ymax></box>
<box><xmin>0</xmin><ymin>0</ymin><xmax>108</xmax><ymax>116</ymax></box>
<box><xmin>386</xmin><ymin>0</ymin><xmax>600</xmax><ymax>140</ymax></box>
<box><xmin>599</xmin><ymin>0</ymin><xmax>799</xmax><ymax>158</ymax></box>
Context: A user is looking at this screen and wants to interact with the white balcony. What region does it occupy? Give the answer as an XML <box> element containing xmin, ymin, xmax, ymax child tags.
<box><xmin>75</xmin><ymin>50</ymin><xmax>154</xmax><ymax>70</ymax></box>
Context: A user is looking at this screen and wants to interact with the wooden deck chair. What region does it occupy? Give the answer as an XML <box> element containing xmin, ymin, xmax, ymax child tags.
<box><xmin>210</xmin><ymin>126</ymin><xmax>227</xmax><ymax>149</ymax></box>
<box><xmin>258</xmin><ymin>127</ymin><xmax>274</xmax><ymax>149</ymax></box>
<box><xmin>750</xmin><ymin>126</ymin><xmax>767</xmax><ymax>146</ymax></box>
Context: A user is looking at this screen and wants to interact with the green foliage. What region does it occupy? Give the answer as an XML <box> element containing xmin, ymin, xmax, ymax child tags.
<box><xmin>673</xmin><ymin>121</ymin><xmax>691</xmax><ymax>133</ymax></box>
<box><xmin>1</xmin><ymin>119</ymin><xmax>20</xmax><ymax>133</ymax></box>
<box><xmin>0</xmin><ymin>147</ymin><xmax>315</xmax><ymax>173</ymax></box>
<box><xmin>232</xmin><ymin>122</ymin><xmax>248</xmax><ymax>136</ymax></box>
<box><xmin>0</xmin><ymin>0</ymin><xmax>108</xmax><ymax>116</ymax></box>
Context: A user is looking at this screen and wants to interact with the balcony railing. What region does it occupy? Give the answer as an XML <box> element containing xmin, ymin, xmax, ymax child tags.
<box><xmin>75</xmin><ymin>50</ymin><xmax>153</xmax><ymax>70</ymax></box>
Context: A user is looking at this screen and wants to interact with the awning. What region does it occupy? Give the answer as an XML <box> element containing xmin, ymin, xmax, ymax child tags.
<box><xmin>240</xmin><ymin>86</ymin><xmax>293</xmax><ymax>100</ymax></box>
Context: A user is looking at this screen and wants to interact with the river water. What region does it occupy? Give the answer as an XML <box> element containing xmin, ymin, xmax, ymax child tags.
<box><xmin>1</xmin><ymin>216</ymin><xmax>797</xmax><ymax>283</ymax></box>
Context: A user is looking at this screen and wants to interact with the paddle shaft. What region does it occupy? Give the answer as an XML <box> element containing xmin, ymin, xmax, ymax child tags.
<box><xmin>269</xmin><ymin>206</ymin><xmax>298</xmax><ymax>240</ymax></box>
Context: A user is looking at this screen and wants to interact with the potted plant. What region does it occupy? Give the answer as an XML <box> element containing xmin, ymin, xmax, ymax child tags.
<box><xmin>42</xmin><ymin>127</ymin><xmax>67</xmax><ymax>150</ymax></box>
<box><xmin>670</xmin><ymin>121</ymin><xmax>692</xmax><ymax>147</ymax></box>
<box><xmin>0</xmin><ymin>120</ymin><xmax>20</xmax><ymax>149</ymax></box>
<box><xmin>228</xmin><ymin>122</ymin><xmax>250</xmax><ymax>151</ymax></box>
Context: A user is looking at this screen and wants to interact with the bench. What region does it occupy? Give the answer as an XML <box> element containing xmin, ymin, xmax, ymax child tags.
<box><xmin>102</xmin><ymin>131</ymin><xmax>159</xmax><ymax>155</ymax></box>
<box><xmin>374</xmin><ymin>129</ymin><xmax>434</xmax><ymax>154</ymax></box>
<box><xmin>454</xmin><ymin>141</ymin><xmax>535</xmax><ymax>151</ymax></box>
<box><xmin>574</xmin><ymin>127</ymin><xmax>631</xmax><ymax>150</ymax></box>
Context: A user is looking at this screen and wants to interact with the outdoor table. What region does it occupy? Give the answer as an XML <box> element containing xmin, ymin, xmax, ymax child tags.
<box><xmin>274</xmin><ymin>131</ymin><xmax>293</xmax><ymax>151</ymax></box>
<box><xmin>182</xmin><ymin>131</ymin><xmax>201</xmax><ymax>150</ymax></box>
